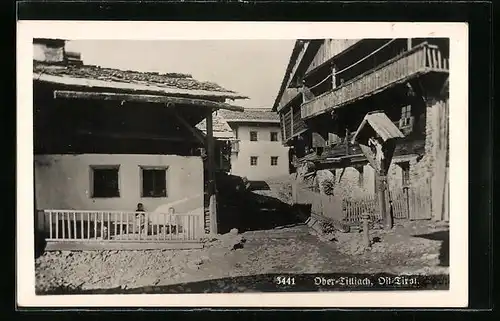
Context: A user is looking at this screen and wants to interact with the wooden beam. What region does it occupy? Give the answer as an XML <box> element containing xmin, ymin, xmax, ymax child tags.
<box><xmin>205</xmin><ymin>110</ymin><xmax>218</xmax><ymax>235</ymax></box>
<box><xmin>407</xmin><ymin>38</ymin><xmax>413</xmax><ymax>50</ymax></box>
<box><xmin>331</xmin><ymin>64</ymin><xmax>337</xmax><ymax>89</ymax></box>
<box><xmin>53</xmin><ymin>90</ymin><xmax>245</xmax><ymax>112</ymax></box>
<box><xmin>170</xmin><ymin>109</ymin><xmax>206</xmax><ymax>144</ymax></box>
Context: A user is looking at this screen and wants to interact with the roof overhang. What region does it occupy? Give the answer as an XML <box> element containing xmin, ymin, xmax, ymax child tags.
<box><xmin>351</xmin><ymin>111</ymin><xmax>404</xmax><ymax>145</ymax></box>
<box><xmin>272</xmin><ymin>40</ymin><xmax>306</xmax><ymax>111</ymax></box>
<box><xmin>53</xmin><ymin>90</ymin><xmax>245</xmax><ymax>112</ymax></box>
<box><xmin>36</xmin><ymin>73</ymin><xmax>248</xmax><ymax>100</ymax></box>
<box><xmin>224</xmin><ymin>119</ymin><xmax>280</xmax><ymax>124</ymax></box>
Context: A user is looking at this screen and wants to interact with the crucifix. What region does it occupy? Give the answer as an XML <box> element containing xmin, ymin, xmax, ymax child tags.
<box><xmin>352</xmin><ymin>111</ymin><xmax>404</xmax><ymax>230</ymax></box>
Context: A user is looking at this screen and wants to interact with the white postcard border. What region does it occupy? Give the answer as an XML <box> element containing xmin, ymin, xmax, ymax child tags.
<box><xmin>17</xmin><ymin>21</ymin><xmax>469</xmax><ymax>308</ymax></box>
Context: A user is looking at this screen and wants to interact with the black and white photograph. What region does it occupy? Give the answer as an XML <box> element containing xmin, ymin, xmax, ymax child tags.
<box><xmin>17</xmin><ymin>21</ymin><xmax>468</xmax><ymax>308</ymax></box>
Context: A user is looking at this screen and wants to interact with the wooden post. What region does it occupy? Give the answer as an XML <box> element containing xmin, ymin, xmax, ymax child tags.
<box><xmin>377</xmin><ymin>173</ymin><xmax>392</xmax><ymax>229</ymax></box>
<box><xmin>362</xmin><ymin>213</ymin><xmax>371</xmax><ymax>249</ymax></box>
<box><xmin>331</xmin><ymin>64</ymin><xmax>336</xmax><ymax>89</ymax></box>
<box><xmin>206</xmin><ymin>110</ymin><xmax>218</xmax><ymax>235</ymax></box>
<box><xmin>407</xmin><ymin>38</ymin><xmax>412</xmax><ymax>50</ymax></box>
<box><xmin>291</xmin><ymin>179</ymin><xmax>298</xmax><ymax>204</ymax></box>
<box><xmin>345</xmin><ymin>128</ymin><xmax>350</xmax><ymax>155</ymax></box>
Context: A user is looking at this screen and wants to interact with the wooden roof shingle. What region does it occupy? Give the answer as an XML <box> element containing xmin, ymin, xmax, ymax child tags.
<box><xmin>33</xmin><ymin>62</ymin><xmax>248</xmax><ymax>100</ymax></box>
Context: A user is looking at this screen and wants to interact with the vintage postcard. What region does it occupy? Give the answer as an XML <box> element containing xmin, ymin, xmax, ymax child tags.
<box><xmin>17</xmin><ymin>21</ymin><xmax>468</xmax><ymax>308</ymax></box>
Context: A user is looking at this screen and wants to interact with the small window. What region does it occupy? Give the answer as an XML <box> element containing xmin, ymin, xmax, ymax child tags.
<box><xmin>250</xmin><ymin>131</ymin><xmax>258</xmax><ymax>141</ymax></box>
<box><xmin>271</xmin><ymin>156</ymin><xmax>278</xmax><ymax>166</ymax></box>
<box><xmin>270</xmin><ymin>132</ymin><xmax>279</xmax><ymax>142</ymax></box>
<box><xmin>250</xmin><ymin>156</ymin><xmax>258</xmax><ymax>166</ymax></box>
<box><xmin>141</xmin><ymin>167</ymin><xmax>167</xmax><ymax>197</ymax></box>
<box><xmin>400</xmin><ymin>162</ymin><xmax>410</xmax><ymax>187</ymax></box>
<box><xmin>400</xmin><ymin>105</ymin><xmax>412</xmax><ymax>126</ymax></box>
<box><xmin>91</xmin><ymin>166</ymin><xmax>120</xmax><ymax>198</ymax></box>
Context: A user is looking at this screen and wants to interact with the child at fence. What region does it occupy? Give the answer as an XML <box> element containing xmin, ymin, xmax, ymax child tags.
<box><xmin>166</xmin><ymin>207</ymin><xmax>179</xmax><ymax>234</ymax></box>
<box><xmin>135</xmin><ymin>203</ymin><xmax>146</xmax><ymax>234</ymax></box>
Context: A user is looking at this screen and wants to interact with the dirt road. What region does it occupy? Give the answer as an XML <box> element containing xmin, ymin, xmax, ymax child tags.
<box><xmin>36</xmin><ymin>221</ymin><xmax>448</xmax><ymax>294</ymax></box>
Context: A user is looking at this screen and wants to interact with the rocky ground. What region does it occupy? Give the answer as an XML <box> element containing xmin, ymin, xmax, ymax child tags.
<box><xmin>35</xmin><ymin>174</ymin><xmax>449</xmax><ymax>294</ymax></box>
<box><xmin>35</xmin><ymin>221</ymin><xmax>448</xmax><ymax>294</ymax></box>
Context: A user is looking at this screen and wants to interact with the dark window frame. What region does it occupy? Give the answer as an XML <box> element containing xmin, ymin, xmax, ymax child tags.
<box><xmin>90</xmin><ymin>165</ymin><xmax>120</xmax><ymax>198</ymax></box>
<box><xmin>140</xmin><ymin>166</ymin><xmax>168</xmax><ymax>198</ymax></box>
<box><xmin>270</xmin><ymin>131</ymin><xmax>279</xmax><ymax>142</ymax></box>
<box><xmin>250</xmin><ymin>131</ymin><xmax>258</xmax><ymax>142</ymax></box>
<box><xmin>250</xmin><ymin>156</ymin><xmax>258</xmax><ymax>166</ymax></box>
<box><xmin>400</xmin><ymin>104</ymin><xmax>412</xmax><ymax>126</ymax></box>
<box><xmin>271</xmin><ymin>156</ymin><xmax>279</xmax><ymax>166</ymax></box>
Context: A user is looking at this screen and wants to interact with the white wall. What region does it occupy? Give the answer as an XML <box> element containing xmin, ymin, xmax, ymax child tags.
<box><xmin>230</xmin><ymin>124</ymin><xmax>289</xmax><ymax>180</ymax></box>
<box><xmin>34</xmin><ymin>154</ymin><xmax>204</xmax><ymax>215</ymax></box>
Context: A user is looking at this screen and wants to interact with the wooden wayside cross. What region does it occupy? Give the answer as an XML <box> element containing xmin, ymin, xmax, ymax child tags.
<box><xmin>351</xmin><ymin>111</ymin><xmax>404</xmax><ymax>229</ymax></box>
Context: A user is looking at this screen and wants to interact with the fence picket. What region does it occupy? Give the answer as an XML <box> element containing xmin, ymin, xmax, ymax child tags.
<box><xmin>73</xmin><ymin>212</ymin><xmax>77</xmax><ymax>239</ymax></box>
<box><xmin>48</xmin><ymin>211</ymin><xmax>53</xmax><ymax>239</ymax></box>
<box><xmin>61</xmin><ymin>212</ymin><xmax>66</xmax><ymax>239</ymax></box>
<box><xmin>163</xmin><ymin>213</ymin><xmax>167</xmax><ymax>241</ymax></box>
<box><xmin>114</xmin><ymin>212</ymin><xmax>118</xmax><ymax>238</ymax></box>
<box><xmin>79</xmin><ymin>212</ymin><xmax>83</xmax><ymax>239</ymax></box>
<box><xmin>66</xmin><ymin>212</ymin><xmax>71</xmax><ymax>239</ymax></box>
<box><xmin>55</xmin><ymin>212</ymin><xmax>59</xmax><ymax>239</ymax></box>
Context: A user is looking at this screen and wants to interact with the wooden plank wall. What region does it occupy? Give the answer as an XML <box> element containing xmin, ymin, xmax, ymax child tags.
<box><xmin>409</xmin><ymin>178</ymin><xmax>432</xmax><ymax>220</ymax></box>
<box><xmin>431</xmin><ymin>99</ymin><xmax>450</xmax><ymax>221</ymax></box>
<box><xmin>306</xmin><ymin>39</ymin><xmax>361</xmax><ymax>74</ymax></box>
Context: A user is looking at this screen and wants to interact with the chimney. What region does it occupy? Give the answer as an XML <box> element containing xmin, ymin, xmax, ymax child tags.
<box><xmin>33</xmin><ymin>38</ymin><xmax>66</xmax><ymax>64</ymax></box>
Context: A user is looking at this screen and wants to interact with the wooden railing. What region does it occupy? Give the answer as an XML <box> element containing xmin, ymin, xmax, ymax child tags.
<box><xmin>43</xmin><ymin>210</ymin><xmax>203</xmax><ymax>242</ymax></box>
<box><xmin>301</xmin><ymin>43</ymin><xmax>449</xmax><ymax>119</ymax></box>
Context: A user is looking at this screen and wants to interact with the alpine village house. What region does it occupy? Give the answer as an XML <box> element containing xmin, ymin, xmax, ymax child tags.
<box><xmin>274</xmin><ymin>38</ymin><xmax>449</xmax><ymax>224</ymax></box>
<box><xmin>33</xmin><ymin>38</ymin><xmax>246</xmax><ymax>250</ymax></box>
<box><xmin>198</xmin><ymin>108</ymin><xmax>290</xmax><ymax>181</ymax></box>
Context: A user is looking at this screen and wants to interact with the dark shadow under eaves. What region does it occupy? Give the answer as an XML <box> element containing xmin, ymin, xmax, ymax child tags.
<box><xmin>215</xmin><ymin>175</ymin><xmax>310</xmax><ymax>234</ymax></box>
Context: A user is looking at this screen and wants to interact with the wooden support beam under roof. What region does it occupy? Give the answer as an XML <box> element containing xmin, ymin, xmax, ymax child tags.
<box><xmin>170</xmin><ymin>108</ymin><xmax>206</xmax><ymax>145</ymax></box>
<box><xmin>53</xmin><ymin>90</ymin><xmax>245</xmax><ymax>112</ymax></box>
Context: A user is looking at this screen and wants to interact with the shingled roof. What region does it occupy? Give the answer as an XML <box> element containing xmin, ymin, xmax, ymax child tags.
<box><xmin>195</xmin><ymin>112</ymin><xmax>236</xmax><ymax>140</ymax></box>
<box><xmin>33</xmin><ymin>62</ymin><xmax>248</xmax><ymax>100</ymax></box>
<box><xmin>218</xmin><ymin>108</ymin><xmax>280</xmax><ymax>123</ymax></box>
<box><xmin>195</xmin><ymin>108</ymin><xmax>280</xmax><ymax>139</ymax></box>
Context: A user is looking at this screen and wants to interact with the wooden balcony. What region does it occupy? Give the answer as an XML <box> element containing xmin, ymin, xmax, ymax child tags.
<box><xmin>301</xmin><ymin>43</ymin><xmax>449</xmax><ymax>119</ymax></box>
<box><xmin>293</xmin><ymin>122</ymin><xmax>425</xmax><ymax>168</ymax></box>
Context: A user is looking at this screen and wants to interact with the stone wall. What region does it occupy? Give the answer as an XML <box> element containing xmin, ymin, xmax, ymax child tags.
<box><xmin>332</xmin><ymin>164</ymin><xmax>376</xmax><ymax>198</ymax></box>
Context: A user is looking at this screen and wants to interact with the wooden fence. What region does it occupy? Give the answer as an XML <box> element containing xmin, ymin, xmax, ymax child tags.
<box><xmin>39</xmin><ymin>210</ymin><xmax>203</xmax><ymax>242</ymax></box>
<box><xmin>343</xmin><ymin>194</ymin><xmax>380</xmax><ymax>223</ymax></box>
<box><xmin>294</xmin><ymin>184</ymin><xmax>432</xmax><ymax>224</ymax></box>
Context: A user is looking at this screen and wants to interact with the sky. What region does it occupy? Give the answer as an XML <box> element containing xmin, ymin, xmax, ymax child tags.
<box><xmin>65</xmin><ymin>40</ymin><xmax>296</xmax><ymax>109</ymax></box>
